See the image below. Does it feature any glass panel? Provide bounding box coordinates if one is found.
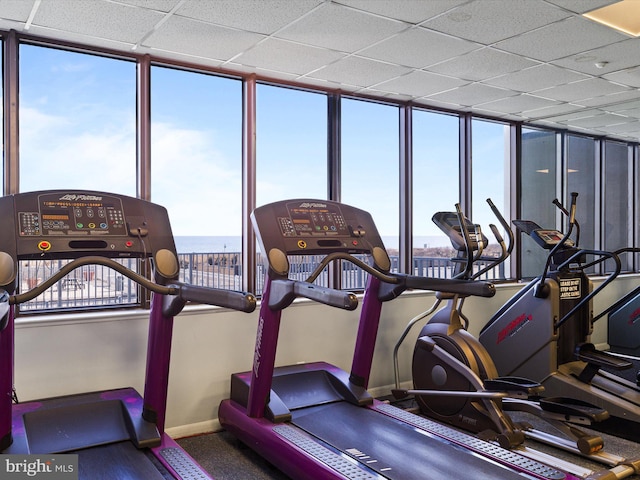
[342,98,399,288]
[472,119,510,280]
[151,66,243,289]
[255,84,328,292]
[412,110,459,279]
[256,84,327,206]
[19,45,136,194]
[520,128,558,279]
[566,134,596,253]
[603,141,631,272]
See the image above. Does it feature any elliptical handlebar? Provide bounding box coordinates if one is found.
[471,198,513,280]
[535,192,579,298]
[454,203,477,279]
[592,248,640,323]
[552,196,581,248]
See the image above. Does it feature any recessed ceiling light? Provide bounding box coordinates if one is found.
[583,0,640,37]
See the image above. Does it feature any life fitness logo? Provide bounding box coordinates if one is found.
[496,312,532,344]
[628,307,640,326]
[2,455,77,479]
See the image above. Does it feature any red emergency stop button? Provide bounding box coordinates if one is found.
[38,240,51,252]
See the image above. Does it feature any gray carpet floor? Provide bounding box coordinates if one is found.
[177,430,289,479]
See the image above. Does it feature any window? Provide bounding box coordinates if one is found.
[412,110,459,278]
[342,99,399,288]
[603,141,631,272]
[520,128,558,278]
[255,84,328,291]
[471,119,510,280]
[151,66,242,289]
[566,134,596,252]
[256,84,327,206]
[18,45,138,312]
[19,45,136,194]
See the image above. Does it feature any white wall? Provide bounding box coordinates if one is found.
[13,274,640,437]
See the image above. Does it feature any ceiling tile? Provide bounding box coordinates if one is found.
[604,66,640,88]
[543,0,619,14]
[413,97,468,112]
[233,38,345,75]
[574,89,640,107]
[477,94,562,115]
[373,70,468,97]
[606,98,640,112]
[495,16,628,62]
[113,0,181,12]
[611,106,640,119]
[541,108,607,123]
[33,0,164,43]
[358,27,481,68]
[600,120,640,133]
[484,64,589,92]
[521,103,586,119]
[426,83,519,107]
[426,47,538,81]
[421,0,571,44]
[0,0,35,22]
[565,112,629,128]
[275,2,407,53]
[26,25,138,50]
[552,38,640,75]
[175,0,322,35]
[334,0,468,24]
[533,77,630,102]
[307,56,411,87]
[144,15,265,61]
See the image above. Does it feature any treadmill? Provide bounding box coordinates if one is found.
[0,190,256,479]
[218,198,580,480]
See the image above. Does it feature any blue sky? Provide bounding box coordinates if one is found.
[16,44,509,242]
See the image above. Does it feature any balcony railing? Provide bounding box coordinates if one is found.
[17,252,505,312]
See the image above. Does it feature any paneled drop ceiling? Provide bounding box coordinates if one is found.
[2,0,640,141]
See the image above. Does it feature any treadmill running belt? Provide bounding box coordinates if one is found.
[72,442,169,480]
[292,402,537,480]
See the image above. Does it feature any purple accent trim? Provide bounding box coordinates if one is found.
[219,399,343,480]
[0,308,15,449]
[143,292,174,433]
[350,275,383,389]
[247,272,282,418]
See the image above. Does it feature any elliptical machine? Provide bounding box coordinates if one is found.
[396,200,531,449]
[393,199,640,477]
[479,193,640,444]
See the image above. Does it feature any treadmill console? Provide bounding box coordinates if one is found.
[251,199,390,272]
[432,211,488,252]
[0,190,177,261]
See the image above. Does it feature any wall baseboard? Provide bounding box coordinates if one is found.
[167,419,222,439]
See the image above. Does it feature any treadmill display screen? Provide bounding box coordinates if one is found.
[19,192,127,237]
[279,202,348,238]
